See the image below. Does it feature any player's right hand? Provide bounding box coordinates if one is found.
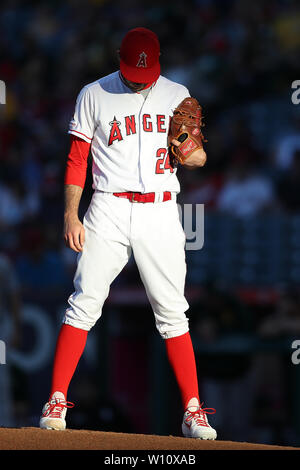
[64,213,85,252]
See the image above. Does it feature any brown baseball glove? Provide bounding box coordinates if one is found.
[168,97,206,166]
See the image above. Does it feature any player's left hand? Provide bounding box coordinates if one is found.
[170,138,207,169]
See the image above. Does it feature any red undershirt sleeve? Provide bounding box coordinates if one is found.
[64,135,91,188]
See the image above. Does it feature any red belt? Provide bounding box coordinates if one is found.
[113,191,172,203]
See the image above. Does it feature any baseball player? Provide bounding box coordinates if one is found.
[39,27,217,440]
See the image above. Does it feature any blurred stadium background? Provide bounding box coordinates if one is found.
[0,0,300,446]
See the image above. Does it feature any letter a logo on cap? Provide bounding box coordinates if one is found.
[136,52,147,68]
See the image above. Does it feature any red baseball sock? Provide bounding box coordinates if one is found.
[50,324,88,399]
[165,331,200,410]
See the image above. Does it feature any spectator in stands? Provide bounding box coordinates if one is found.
[216,157,276,218]
[273,118,300,172]
[251,288,300,444]
[258,288,300,338]
[276,150,300,212]
[189,282,255,441]
[0,180,37,228]
[15,224,70,305]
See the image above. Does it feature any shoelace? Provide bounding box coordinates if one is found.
[185,403,216,428]
[43,399,75,418]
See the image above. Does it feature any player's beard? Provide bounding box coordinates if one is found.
[120,73,148,92]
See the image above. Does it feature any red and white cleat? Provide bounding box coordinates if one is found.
[182,404,217,440]
[39,392,74,430]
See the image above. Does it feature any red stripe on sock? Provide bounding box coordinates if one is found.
[50,324,88,399]
[165,332,200,410]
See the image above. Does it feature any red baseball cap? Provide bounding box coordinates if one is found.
[119,27,160,84]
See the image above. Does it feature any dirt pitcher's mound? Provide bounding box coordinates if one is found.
[0,427,298,450]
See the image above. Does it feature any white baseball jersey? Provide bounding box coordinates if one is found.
[68,71,190,193]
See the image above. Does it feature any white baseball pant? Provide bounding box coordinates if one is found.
[63,191,189,339]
